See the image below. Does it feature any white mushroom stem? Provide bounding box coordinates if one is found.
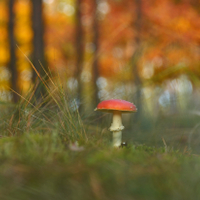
[109,111,124,147]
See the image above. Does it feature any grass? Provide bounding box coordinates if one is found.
[0,133,199,200]
[0,78,200,200]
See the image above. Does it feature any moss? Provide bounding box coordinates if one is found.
[0,133,198,200]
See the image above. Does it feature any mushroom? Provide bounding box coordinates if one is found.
[94,99,137,147]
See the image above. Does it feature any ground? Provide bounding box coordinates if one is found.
[0,132,199,200]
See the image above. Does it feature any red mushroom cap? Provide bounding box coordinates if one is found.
[95,99,137,113]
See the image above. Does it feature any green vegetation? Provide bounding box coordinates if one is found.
[0,133,199,200]
[0,83,200,200]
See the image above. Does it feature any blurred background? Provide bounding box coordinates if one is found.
[0,0,200,151]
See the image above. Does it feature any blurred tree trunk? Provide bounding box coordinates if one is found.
[32,0,46,98]
[132,0,142,119]
[75,0,84,111]
[92,0,100,107]
[191,0,200,12]
[8,0,19,103]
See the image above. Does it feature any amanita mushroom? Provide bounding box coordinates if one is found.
[94,99,137,147]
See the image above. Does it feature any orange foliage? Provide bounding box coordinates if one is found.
[0,0,200,98]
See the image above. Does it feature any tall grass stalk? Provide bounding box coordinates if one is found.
[1,66,87,145]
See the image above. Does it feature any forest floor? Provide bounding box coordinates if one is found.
[0,119,200,200]
[0,85,200,200]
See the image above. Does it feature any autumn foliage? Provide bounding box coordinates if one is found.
[0,0,199,105]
